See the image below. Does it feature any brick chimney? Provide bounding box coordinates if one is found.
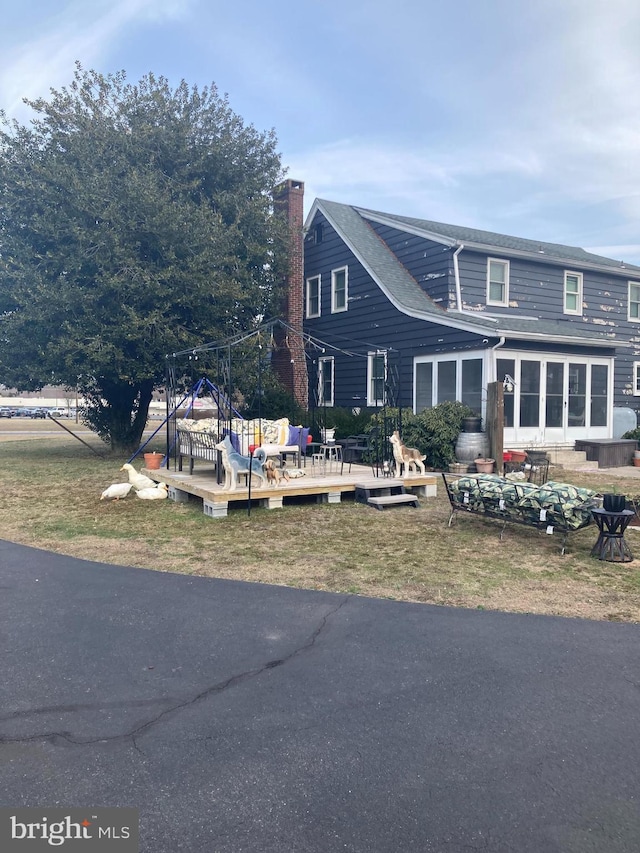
[272,179,308,409]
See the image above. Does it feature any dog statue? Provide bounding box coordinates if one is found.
[214,436,267,491]
[264,458,290,488]
[389,430,426,476]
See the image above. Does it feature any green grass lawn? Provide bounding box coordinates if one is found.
[1,434,639,622]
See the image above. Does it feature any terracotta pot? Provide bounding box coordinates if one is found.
[475,458,495,474]
[144,452,163,470]
[633,457,640,467]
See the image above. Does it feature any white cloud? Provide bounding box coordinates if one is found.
[290,138,542,200]
[0,0,195,119]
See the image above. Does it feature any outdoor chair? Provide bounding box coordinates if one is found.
[339,434,370,473]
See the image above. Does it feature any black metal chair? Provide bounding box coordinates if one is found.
[339,434,370,473]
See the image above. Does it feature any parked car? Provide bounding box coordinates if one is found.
[29,408,48,419]
[49,407,68,418]
[0,407,13,418]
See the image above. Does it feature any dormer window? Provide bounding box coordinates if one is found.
[628,282,640,322]
[487,258,509,306]
[564,271,583,315]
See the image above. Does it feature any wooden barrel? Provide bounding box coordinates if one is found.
[455,430,489,463]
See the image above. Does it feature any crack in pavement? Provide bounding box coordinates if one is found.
[0,596,351,749]
[0,697,181,722]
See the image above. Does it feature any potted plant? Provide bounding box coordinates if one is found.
[143,452,164,470]
[474,457,495,474]
[602,486,626,513]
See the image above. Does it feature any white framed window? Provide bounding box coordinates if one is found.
[331,266,348,313]
[564,271,583,315]
[367,351,387,407]
[628,282,640,322]
[414,351,486,414]
[487,258,509,306]
[318,357,334,407]
[306,275,321,318]
[634,362,640,395]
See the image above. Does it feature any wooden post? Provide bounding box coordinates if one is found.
[486,381,504,474]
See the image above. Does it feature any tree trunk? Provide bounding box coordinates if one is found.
[83,378,156,454]
[109,379,155,453]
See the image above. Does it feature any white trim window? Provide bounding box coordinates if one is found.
[318,357,334,407]
[564,271,583,315]
[628,282,640,322]
[306,275,321,318]
[367,351,387,407]
[487,258,509,306]
[331,266,348,313]
[414,352,485,415]
[634,362,640,395]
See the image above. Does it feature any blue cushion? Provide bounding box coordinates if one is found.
[288,425,302,446]
[222,429,240,452]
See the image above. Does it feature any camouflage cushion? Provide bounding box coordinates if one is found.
[448,476,597,530]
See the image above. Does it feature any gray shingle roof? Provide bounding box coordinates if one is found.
[355,206,640,273]
[314,199,621,348]
[447,311,618,344]
[317,199,448,320]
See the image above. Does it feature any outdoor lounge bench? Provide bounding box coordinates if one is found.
[442,472,599,554]
[177,427,218,475]
[175,417,308,474]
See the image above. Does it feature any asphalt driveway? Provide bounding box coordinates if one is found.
[1,540,639,852]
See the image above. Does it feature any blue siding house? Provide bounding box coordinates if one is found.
[302,198,640,447]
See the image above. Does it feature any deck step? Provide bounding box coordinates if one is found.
[367,494,420,510]
[547,449,588,465]
[355,479,407,504]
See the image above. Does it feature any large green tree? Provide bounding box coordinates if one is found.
[0,65,287,451]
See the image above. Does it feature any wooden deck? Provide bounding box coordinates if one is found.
[144,461,438,518]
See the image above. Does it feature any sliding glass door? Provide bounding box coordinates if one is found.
[497,354,611,443]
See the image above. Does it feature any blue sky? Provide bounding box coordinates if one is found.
[3,0,640,262]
